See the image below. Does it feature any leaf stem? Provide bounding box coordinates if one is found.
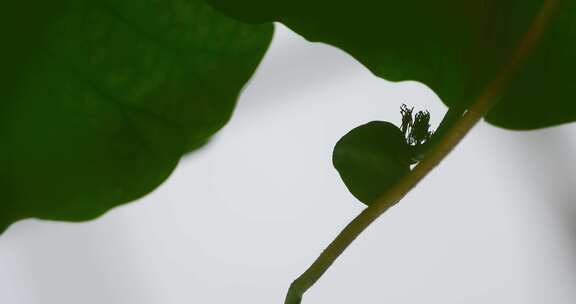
[284,0,560,303]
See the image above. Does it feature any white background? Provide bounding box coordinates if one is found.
[1,24,576,304]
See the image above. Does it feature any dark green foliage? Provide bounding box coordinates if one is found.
[2,0,573,233]
[0,0,273,232]
[207,0,576,130]
[333,122,411,205]
[400,104,433,147]
[485,0,576,129]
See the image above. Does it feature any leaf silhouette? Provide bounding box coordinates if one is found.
[333,121,411,205]
[0,0,273,232]
[207,0,576,130]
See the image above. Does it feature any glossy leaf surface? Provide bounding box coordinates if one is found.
[0,0,273,232]
[207,0,576,130]
[333,122,411,205]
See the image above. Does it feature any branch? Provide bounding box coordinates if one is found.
[284,0,560,303]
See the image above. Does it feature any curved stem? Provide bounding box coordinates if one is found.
[284,1,560,303]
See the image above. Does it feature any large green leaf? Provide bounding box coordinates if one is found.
[333,122,411,205]
[207,0,576,130]
[0,0,272,232]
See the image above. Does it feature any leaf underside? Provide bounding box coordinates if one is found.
[207,0,576,130]
[0,0,273,232]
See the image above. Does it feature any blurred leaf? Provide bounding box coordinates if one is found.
[333,122,411,205]
[0,0,273,232]
[207,0,576,130]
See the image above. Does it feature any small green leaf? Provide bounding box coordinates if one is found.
[207,0,576,130]
[333,121,411,205]
[0,0,273,232]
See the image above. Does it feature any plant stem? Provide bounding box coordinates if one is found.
[284,1,560,303]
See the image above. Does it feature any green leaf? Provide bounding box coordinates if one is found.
[0,0,273,232]
[207,0,576,130]
[333,122,411,205]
